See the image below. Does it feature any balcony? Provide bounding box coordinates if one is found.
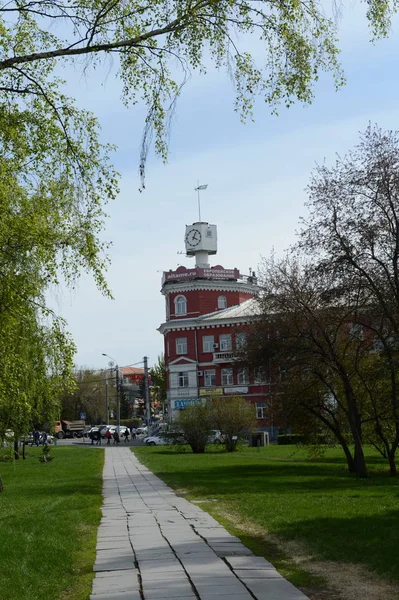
[213,351,236,363]
[167,387,199,399]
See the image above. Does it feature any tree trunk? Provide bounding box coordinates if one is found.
[13,441,19,460]
[354,440,368,478]
[388,451,397,477]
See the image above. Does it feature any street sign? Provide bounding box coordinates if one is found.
[80,412,86,420]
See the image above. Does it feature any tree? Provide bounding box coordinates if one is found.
[58,368,111,424]
[150,355,167,417]
[209,395,256,452]
[175,403,213,453]
[242,256,371,477]
[297,125,399,476]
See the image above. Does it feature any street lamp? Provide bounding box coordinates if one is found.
[102,353,120,431]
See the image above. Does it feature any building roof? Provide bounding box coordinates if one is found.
[198,297,261,322]
[120,366,145,376]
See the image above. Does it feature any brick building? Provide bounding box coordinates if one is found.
[158,221,274,436]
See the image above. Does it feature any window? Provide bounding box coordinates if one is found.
[175,295,187,315]
[203,335,214,353]
[220,334,232,351]
[349,322,364,340]
[236,332,246,349]
[176,337,187,354]
[218,295,227,309]
[204,370,216,386]
[221,368,233,386]
[178,372,189,387]
[237,368,249,385]
[255,403,266,419]
[254,367,267,384]
[206,228,212,237]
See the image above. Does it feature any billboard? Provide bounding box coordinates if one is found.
[164,267,240,283]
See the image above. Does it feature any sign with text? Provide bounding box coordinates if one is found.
[223,386,249,395]
[164,267,240,283]
[199,387,223,396]
[173,398,203,409]
[80,412,86,420]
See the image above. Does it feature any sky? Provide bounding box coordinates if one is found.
[50,2,399,371]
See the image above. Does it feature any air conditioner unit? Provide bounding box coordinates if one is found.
[213,343,219,349]
[197,371,203,377]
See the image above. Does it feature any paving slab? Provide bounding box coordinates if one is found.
[91,448,310,600]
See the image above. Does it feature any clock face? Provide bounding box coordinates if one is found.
[185,228,202,247]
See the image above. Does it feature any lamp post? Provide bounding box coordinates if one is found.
[102,353,120,432]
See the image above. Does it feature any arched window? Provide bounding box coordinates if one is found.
[218,295,227,309]
[175,295,187,316]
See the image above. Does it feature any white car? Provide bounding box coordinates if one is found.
[145,435,168,446]
[107,426,130,438]
[136,426,148,435]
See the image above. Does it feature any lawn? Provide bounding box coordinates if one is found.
[0,445,104,600]
[133,444,399,598]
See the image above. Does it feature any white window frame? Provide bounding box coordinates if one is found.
[220,334,232,351]
[176,337,187,355]
[218,295,227,309]
[204,370,216,387]
[236,332,246,349]
[178,372,189,387]
[237,368,249,385]
[174,295,187,316]
[203,335,214,353]
[221,368,233,386]
[254,367,267,384]
[255,403,266,419]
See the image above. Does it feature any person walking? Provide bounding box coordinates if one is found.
[123,428,129,443]
[113,430,120,445]
[105,428,112,445]
[93,430,101,445]
[33,430,40,446]
[131,427,136,440]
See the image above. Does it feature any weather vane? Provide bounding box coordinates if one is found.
[194,182,208,221]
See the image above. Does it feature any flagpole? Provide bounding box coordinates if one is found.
[197,180,201,221]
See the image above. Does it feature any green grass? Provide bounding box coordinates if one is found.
[133,444,399,593]
[0,446,104,600]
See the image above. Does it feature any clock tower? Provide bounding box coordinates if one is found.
[185,222,217,268]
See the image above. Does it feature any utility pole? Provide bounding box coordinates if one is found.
[105,370,109,423]
[144,356,151,431]
[115,364,121,432]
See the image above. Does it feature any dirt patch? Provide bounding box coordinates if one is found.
[209,507,399,600]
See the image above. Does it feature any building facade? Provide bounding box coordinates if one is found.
[158,221,274,435]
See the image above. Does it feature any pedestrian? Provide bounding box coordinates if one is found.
[93,430,101,445]
[123,428,129,443]
[89,430,94,445]
[131,427,136,440]
[40,431,47,445]
[105,428,112,445]
[113,430,120,445]
[33,430,40,446]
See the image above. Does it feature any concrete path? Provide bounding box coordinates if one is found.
[91,448,310,600]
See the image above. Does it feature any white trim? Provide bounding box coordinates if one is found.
[168,356,197,366]
[162,280,259,296]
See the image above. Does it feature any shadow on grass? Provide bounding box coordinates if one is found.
[276,509,399,582]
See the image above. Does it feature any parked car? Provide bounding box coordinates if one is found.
[107,425,130,438]
[136,426,148,435]
[99,425,111,437]
[145,435,168,446]
[81,426,93,437]
[208,430,225,444]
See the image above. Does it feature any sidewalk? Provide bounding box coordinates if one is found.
[91,448,310,600]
